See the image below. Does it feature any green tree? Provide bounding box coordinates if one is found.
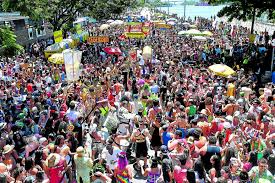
[2,0,134,31]
[0,26,24,57]
[209,0,275,34]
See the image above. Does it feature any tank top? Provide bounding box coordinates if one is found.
[188,105,196,116]
[147,170,161,183]
[116,168,130,183]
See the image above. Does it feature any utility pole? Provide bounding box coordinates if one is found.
[167,0,170,15]
[184,0,186,21]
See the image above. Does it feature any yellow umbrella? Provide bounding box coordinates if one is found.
[99,24,110,31]
[48,53,64,64]
[202,30,213,36]
[208,64,236,77]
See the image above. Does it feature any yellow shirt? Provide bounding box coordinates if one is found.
[227,83,235,97]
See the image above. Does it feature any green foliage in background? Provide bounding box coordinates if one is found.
[0,26,24,57]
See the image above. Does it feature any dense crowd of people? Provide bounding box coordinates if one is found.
[0,10,274,183]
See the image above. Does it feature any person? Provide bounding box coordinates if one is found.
[131,118,151,169]
[249,158,273,183]
[160,145,173,183]
[44,153,68,183]
[114,152,132,183]
[74,146,93,183]
[173,153,188,183]
[101,138,121,178]
[200,136,221,172]
[141,158,162,183]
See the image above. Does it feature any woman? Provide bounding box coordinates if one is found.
[25,157,39,179]
[142,158,162,183]
[194,159,206,183]
[114,152,132,183]
[44,153,68,183]
[222,147,236,166]
[209,155,221,178]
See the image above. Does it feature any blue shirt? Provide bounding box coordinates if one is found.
[272,71,275,84]
[162,131,173,146]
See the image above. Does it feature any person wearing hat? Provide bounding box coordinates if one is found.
[44,153,68,183]
[2,144,17,172]
[74,146,93,183]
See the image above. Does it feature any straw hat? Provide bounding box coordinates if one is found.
[76,146,85,155]
[2,144,14,155]
[45,153,61,168]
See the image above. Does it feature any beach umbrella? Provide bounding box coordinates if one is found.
[99,24,110,31]
[182,22,190,26]
[103,47,122,55]
[178,31,186,35]
[48,53,64,64]
[192,36,207,41]
[107,19,114,23]
[183,29,203,36]
[115,20,124,25]
[202,30,213,36]
[167,21,176,26]
[208,64,236,77]
[166,18,177,22]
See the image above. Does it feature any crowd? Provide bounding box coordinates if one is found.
[0,10,274,183]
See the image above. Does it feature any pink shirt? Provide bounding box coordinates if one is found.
[173,165,187,183]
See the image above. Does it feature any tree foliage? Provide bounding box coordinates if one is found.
[2,0,135,31]
[0,26,24,57]
[208,0,275,21]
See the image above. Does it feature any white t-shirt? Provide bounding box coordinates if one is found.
[101,146,121,170]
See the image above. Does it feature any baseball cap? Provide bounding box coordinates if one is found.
[160,145,168,154]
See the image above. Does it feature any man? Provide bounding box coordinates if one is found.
[200,136,222,172]
[131,118,151,169]
[101,139,121,178]
[249,158,273,183]
[160,145,173,183]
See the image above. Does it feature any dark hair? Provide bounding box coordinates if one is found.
[25,157,34,171]
[211,155,221,177]
[239,171,249,182]
[194,159,206,180]
[13,167,24,181]
[224,147,236,166]
[186,169,196,183]
[0,174,7,183]
[178,153,188,166]
[262,149,272,160]
[267,154,275,175]
[55,135,65,146]
[34,150,43,167]
[36,171,45,182]
[209,136,217,145]
[249,151,258,167]
[151,158,158,168]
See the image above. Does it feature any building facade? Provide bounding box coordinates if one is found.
[0,12,53,46]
